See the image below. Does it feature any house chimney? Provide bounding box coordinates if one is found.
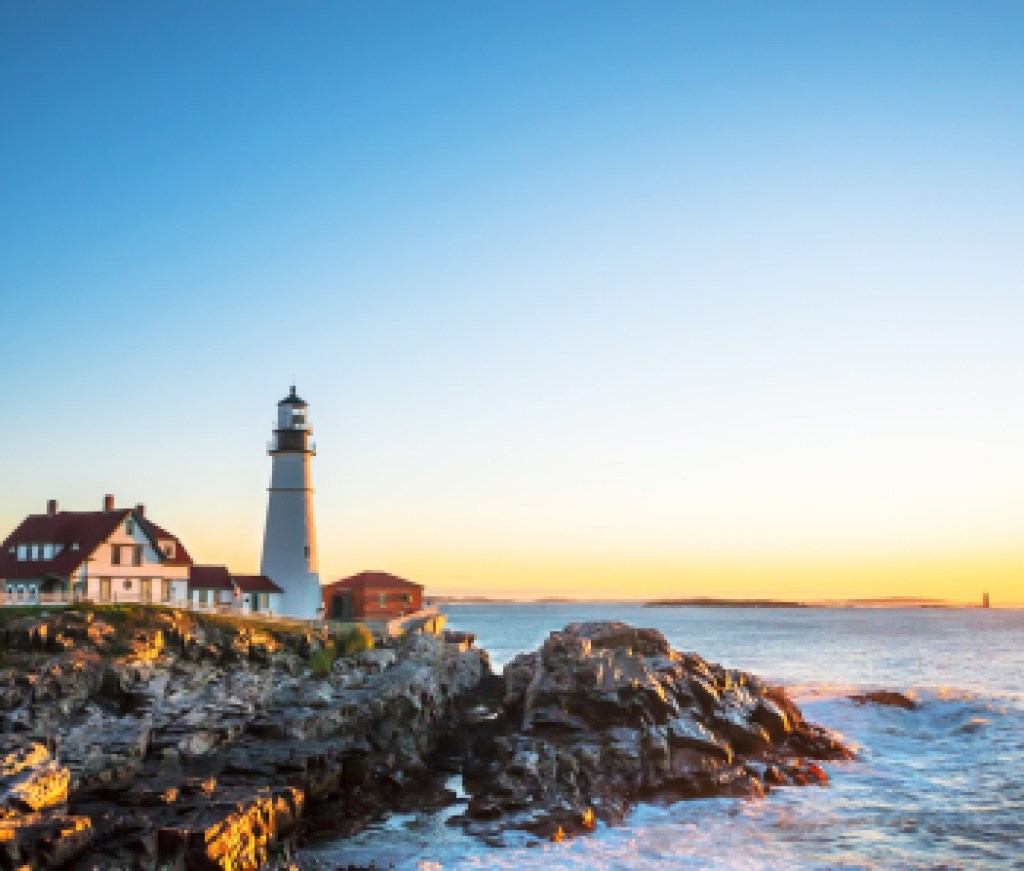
[46,499,58,516]
[135,503,145,517]
[103,494,115,513]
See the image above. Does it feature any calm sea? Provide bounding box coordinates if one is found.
[307,603,1024,869]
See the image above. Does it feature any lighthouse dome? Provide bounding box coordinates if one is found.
[278,385,308,408]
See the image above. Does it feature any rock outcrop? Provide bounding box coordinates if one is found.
[0,606,489,870]
[458,621,854,843]
[849,689,918,710]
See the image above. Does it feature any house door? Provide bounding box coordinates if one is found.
[331,592,353,620]
[99,578,111,603]
[140,578,152,603]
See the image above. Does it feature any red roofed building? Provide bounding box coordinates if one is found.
[187,566,284,615]
[0,496,192,605]
[321,571,423,621]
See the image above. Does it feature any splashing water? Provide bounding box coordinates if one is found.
[305,604,1024,869]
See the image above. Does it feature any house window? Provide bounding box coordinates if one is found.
[198,589,208,606]
[403,593,411,605]
[162,579,173,602]
[132,545,143,566]
[123,579,132,591]
[111,545,121,565]
[125,518,134,535]
[378,592,387,608]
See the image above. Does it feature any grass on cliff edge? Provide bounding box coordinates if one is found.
[0,602,374,648]
[309,624,375,676]
[64,603,297,637]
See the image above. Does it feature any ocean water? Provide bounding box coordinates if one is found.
[307,603,1024,869]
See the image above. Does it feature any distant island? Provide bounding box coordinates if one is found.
[644,596,981,609]
[644,598,808,609]
[428,595,996,609]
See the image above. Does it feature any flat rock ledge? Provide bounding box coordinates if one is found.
[0,608,489,870]
[454,621,854,844]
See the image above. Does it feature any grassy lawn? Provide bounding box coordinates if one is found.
[0,602,373,647]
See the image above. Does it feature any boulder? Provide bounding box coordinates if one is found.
[459,621,854,840]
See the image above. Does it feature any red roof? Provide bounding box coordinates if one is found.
[0,509,130,580]
[232,575,282,594]
[325,571,422,591]
[0,506,193,582]
[188,565,234,591]
[138,518,193,567]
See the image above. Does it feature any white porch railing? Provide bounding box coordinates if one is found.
[0,592,71,607]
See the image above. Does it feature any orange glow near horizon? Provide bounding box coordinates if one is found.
[177,521,1024,606]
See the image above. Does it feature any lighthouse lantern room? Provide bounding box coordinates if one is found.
[260,386,322,618]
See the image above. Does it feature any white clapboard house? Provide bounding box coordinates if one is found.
[0,495,192,604]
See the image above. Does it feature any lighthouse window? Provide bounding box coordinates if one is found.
[304,545,310,558]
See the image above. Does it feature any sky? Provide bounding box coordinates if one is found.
[1,2,1022,603]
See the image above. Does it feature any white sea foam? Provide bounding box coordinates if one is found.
[306,604,1024,869]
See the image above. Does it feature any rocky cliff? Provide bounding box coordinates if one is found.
[456,621,854,843]
[0,607,488,870]
[0,612,855,867]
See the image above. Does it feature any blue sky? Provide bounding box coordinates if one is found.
[1,2,1022,599]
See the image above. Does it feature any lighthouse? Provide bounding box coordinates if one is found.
[260,386,322,619]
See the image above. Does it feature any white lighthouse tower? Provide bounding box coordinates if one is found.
[260,386,322,618]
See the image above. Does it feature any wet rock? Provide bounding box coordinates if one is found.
[849,689,918,710]
[460,621,854,840]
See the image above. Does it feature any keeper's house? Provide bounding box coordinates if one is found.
[0,496,192,604]
[321,571,422,621]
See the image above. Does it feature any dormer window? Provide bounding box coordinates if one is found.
[30,544,40,560]
[42,544,54,559]
[71,542,80,551]
[162,542,175,558]
[16,545,27,561]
